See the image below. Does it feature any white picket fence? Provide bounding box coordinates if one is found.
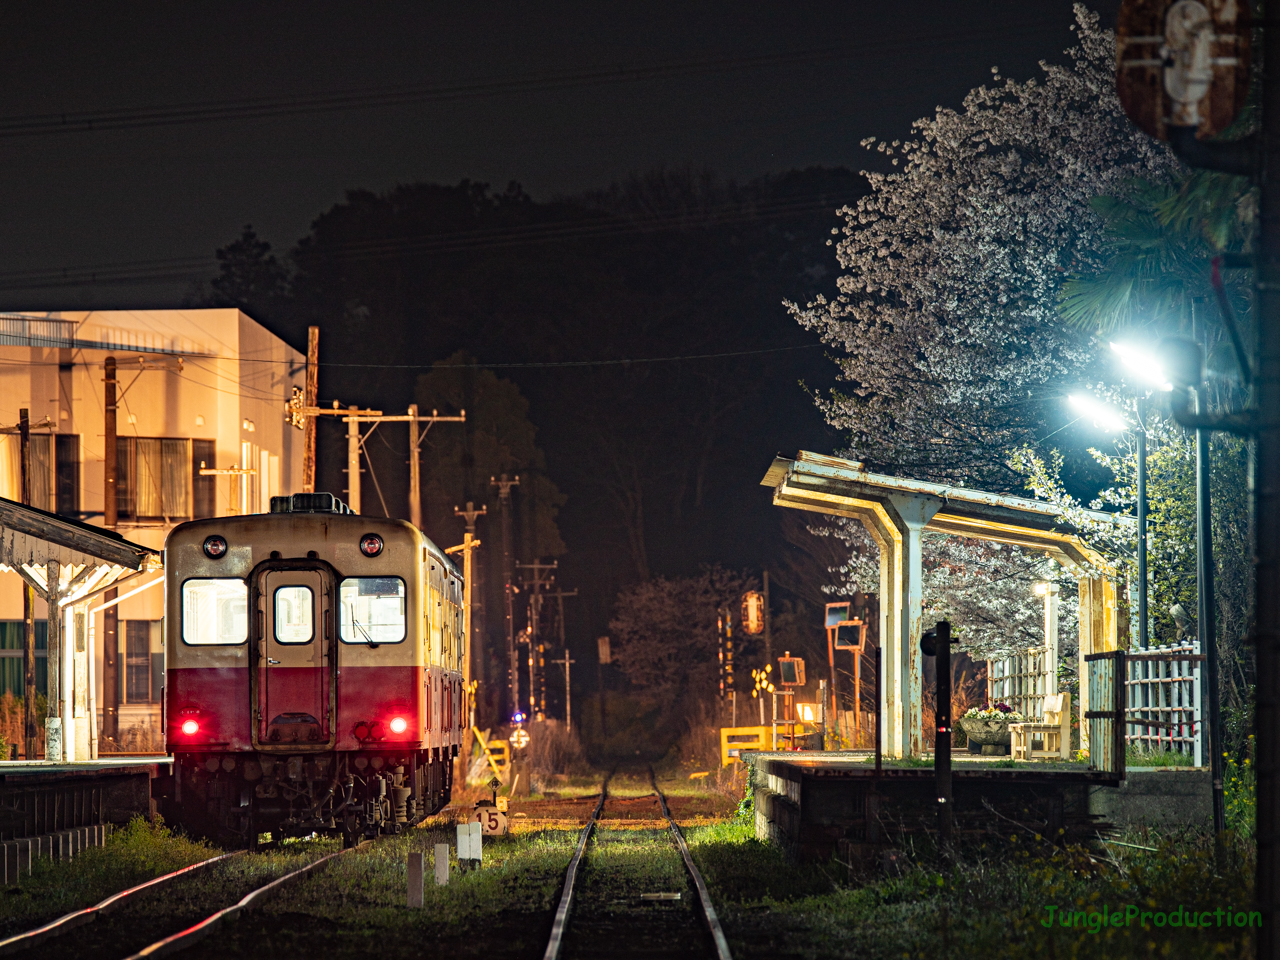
[986,647,1052,720]
[1124,642,1202,765]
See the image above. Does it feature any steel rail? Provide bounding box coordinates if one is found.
[0,851,244,956]
[654,782,734,960]
[541,781,610,960]
[121,840,371,960]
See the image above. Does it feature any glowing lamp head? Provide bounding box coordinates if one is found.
[389,716,408,734]
[359,533,384,557]
[1067,394,1129,433]
[180,719,199,736]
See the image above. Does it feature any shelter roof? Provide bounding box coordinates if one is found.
[0,497,161,604]
[762,451,1128,571]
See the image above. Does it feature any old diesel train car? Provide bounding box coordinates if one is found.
[160,492,466,845]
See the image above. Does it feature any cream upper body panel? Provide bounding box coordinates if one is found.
[165,512,459,669]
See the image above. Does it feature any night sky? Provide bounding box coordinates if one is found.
[0,3,1123,706]
[0,1,1117,305]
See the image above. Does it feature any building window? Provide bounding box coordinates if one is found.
[0,434,80,516]
[117,437,192,521]
[55,435,79,516]
[124,620,162,703]
[193,440,216,519]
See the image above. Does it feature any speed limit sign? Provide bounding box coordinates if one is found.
[473,807,509,835]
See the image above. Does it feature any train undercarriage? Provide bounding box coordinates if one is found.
[160,746,457,847]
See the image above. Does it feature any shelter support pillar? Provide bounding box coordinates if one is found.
[1076,576,1118,753]
[856,493,940,759]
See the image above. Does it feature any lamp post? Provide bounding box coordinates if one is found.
[1067,393,1145,648]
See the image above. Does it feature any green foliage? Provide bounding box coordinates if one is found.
[1058,172,1255,342]
[1226,745,1256,838]
[0,817,217,929]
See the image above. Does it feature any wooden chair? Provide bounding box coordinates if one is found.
[1010,693,1071,761]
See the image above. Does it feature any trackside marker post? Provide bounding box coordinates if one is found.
[407,852,424,907]
[434,843,449,886]
[456,824,471,860]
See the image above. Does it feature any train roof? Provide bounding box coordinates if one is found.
[166,492,462,580]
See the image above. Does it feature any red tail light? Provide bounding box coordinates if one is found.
[389,716,408,734]
[180,719,199,736]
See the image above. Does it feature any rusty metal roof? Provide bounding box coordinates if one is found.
[762,451,1128,570]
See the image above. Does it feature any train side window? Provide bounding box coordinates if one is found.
[181,579,248,645]
[338,577,406,645]
[274,586,313,643]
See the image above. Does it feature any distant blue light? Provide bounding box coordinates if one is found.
[512,712,526,723]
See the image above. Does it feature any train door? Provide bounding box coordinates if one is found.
[254,567,335,747]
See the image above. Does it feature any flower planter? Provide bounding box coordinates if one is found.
[960,717,1013,755]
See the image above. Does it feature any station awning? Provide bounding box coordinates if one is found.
[0,496,160,606]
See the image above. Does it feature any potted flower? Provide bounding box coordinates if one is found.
[959,703,1025,754]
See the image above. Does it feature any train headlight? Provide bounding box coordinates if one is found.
[180,719,200,736]
[359,533,383,557]
[203,535,228,559]
[389,716,408,734]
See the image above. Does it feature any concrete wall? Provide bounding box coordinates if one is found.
[1087,767,1212,829]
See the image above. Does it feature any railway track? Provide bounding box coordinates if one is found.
[0,838,371,960]
[543,771,733,960]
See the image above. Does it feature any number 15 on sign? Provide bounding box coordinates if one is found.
[473,807,508,835]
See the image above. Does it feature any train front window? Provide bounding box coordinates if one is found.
[182,579,248,645]
[339,577,406,646]
[274,586,313,643]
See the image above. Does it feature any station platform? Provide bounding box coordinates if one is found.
[743,750,1120,863]
[0,755,171,843]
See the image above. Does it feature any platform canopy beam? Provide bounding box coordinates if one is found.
[761,451,1127,759]
[0,497,160,762]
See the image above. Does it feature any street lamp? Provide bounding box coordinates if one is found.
[1067,391,1149,650]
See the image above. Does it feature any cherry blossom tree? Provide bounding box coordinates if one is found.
[788,5,1176,490]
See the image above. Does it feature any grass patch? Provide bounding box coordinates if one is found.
[0,817,218,935]
[183,818,583,960]
[688,818,1255,959]
[1126,745,1197,767]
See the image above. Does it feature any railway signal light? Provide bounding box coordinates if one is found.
[180,719,199,736]
[389,716,408,734]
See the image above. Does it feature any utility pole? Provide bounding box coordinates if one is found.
[291,398,466,518]
[491,474,520,720]
[101,359,119,749]
[518,559,559,721]
[408,405,421,529]
[446,502,486,692]
[302,326,319,493]
[19,409,37,760]
[552,650,575,730]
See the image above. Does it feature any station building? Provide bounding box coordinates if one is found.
[0,309,304,751]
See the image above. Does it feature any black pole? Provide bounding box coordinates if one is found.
[928,621,953,848]
[874,644,882,777]
[1196,385,1225,836]
[1137,401,1149,650]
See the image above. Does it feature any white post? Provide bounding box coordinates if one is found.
[407,852,424,907]
[434,842,449,885]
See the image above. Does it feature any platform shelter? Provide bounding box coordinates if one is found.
[0,497,160,761]
[761,451,1129,759]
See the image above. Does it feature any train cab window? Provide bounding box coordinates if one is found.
[181,579,248,645]
[274,586,313,643]
[339,577,406,645]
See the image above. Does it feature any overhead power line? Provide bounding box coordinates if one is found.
[0,193,853,291]
[0,23,1056,139]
